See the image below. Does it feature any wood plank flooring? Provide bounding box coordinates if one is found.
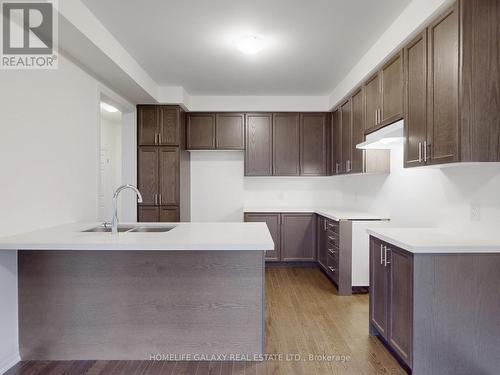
[5,267,405,375]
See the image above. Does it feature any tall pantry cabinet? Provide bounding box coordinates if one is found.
[137,105,189,222]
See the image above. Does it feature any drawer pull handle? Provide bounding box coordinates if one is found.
[328,236,336,241]
[328,266,336,272]
[328,248,335,254]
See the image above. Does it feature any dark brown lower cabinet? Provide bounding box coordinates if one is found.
[370,235,500,374]
[316,215,353,296]
[280,213,315,261]
[138,206,180,222]
[369,236,412,367]
[243,213,281,261]
[244,212,315,262]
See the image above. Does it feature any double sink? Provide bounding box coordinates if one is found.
[82,224,175,233]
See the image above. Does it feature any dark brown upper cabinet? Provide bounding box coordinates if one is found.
[404,31,428,168]
[273,113,300,176]
[331,109,343,175]
[300,113,328,176]
[381,52,404,125]
[341,100,353,174]
[364,53,403,134]
[215,113,244,149]
[460,0,500,162]
[138,105,182,146]
[427,3,459,165]
[245,113,273,176]
[351,88,365,173]
[364,73,381,132]
[186,113,216,149]
[158,106,181,146]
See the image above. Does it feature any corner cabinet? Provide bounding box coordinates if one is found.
[244,212,315,262]
[137,105,186,222]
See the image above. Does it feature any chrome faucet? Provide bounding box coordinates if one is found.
[111,185,143,234]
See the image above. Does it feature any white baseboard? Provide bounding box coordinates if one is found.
[0,352,20,375]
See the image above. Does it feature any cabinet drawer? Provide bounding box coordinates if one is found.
[326,220,339,233]
[326,232,339,248]
[327,253,338,282]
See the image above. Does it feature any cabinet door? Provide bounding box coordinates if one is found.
[341,100,352,173]
[160,206,180,222]
[369,236,389,339]
[460,0,500,162]
[300,113,327,176]
[187,113,216,149]
[331,109,343,175]
[351,89,365,173]
[404,32,428,168]
[427,3,459,165]
[273,113,300,176]
[364,73,381,132]
[244,213,281,261]
[158,106,180,146]
[388,246,413,367]
[245,113,273,176]
[159,147,179,206]
[216,113,244,150]
[281,213,315,261]
[137,147,158,205]
[381,52,404,125]
[138,206,159,222]
[138,106,158,146]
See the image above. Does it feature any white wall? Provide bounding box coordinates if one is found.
[190,151,245,222]
[338,144,500,229]
[0,54,108,373]
[189,152,343,222]
[189,145,500,229]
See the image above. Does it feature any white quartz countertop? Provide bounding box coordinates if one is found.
[244,207,389,221]
[367,227,500,254]
[0,222,274,251]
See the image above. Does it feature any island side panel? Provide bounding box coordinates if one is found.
[18,250,265,360]
[412,253,500,375]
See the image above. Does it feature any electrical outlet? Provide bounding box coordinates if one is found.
[470,204,481,222]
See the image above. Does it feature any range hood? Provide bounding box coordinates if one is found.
[357,120,404,150]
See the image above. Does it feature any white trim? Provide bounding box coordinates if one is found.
[0,352,20,375]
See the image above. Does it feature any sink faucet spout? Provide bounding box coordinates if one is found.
[111,185,143,234]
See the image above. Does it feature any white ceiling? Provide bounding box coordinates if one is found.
[81,0,411,96]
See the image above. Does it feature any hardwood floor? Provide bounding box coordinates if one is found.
[6,267,405,375]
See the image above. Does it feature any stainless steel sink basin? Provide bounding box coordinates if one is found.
[81,224,175,233]
[128,226,175,233]
[82,225,137,233]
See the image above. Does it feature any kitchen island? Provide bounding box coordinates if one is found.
[367,227,500,375]
[0,222,273,361]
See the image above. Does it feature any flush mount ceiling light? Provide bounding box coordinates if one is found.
[236,35,264,55]
[100,102,118,113]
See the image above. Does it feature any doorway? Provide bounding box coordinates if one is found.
[98,100,123,222]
